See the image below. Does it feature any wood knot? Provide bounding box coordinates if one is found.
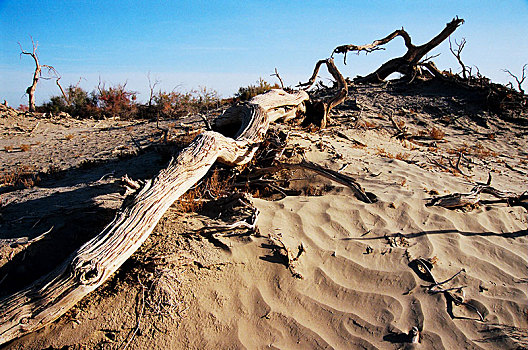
[76,260,101,285]
[19,317,29,325]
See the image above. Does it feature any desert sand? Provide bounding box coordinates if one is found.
[0,81,527,349]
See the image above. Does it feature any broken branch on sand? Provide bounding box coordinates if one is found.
[426,174,528,210]
[412,258,485,322]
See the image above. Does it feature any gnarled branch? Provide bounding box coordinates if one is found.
[332,17,464,83]
[297,58,348,128]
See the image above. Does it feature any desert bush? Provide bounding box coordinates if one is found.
[0,165,40,189]
[235,78,280,101]
[96,83,138,119]
[152,86,220,119]
[39,82,220,120]
[428,126,445,140]
[40,85,98,118]
[18,104,29,112]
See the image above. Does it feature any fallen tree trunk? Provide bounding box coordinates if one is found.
[0,89,309,344]
[332,17,464,83]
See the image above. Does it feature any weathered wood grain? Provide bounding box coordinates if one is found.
[0,89,308,344]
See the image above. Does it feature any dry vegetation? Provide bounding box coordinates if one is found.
[0,165,40,189]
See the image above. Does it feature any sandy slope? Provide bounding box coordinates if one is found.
[1,86,527,349]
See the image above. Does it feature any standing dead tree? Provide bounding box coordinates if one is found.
[19,37,64,112]
[449,37,468,80]
[332,17,465,83]
[503,64,527,95]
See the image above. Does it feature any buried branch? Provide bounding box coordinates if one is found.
[426,173,528,210]
[411,258,485,322]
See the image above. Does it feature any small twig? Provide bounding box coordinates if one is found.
[429,268,465,289]
[338,164,349,173]
[271,68,285,89]
[429,286,466,294]
[120,277,146,350]
[200,114,212,131]
[96,171,116,183]
[29,121,40,135]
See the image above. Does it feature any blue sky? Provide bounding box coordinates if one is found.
[1,1,527,106]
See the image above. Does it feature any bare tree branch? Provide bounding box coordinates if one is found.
[271,68,284,89]
[147,72,160,107]
[18,36,63,111]
[298,58,348,128]
[332,27,413,64]
[449,37,468,79]
[503,64,527,95]
[332,17,464,83]
[18,36,41,112]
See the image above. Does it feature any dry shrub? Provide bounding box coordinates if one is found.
[97,83,138,119]
[360,120,377,129]
[447,142,497,159]
[376,147,394,159]
[176,168,230,212]
[235,78,280,101]
[486,133,496,140]
[429,126,445,140]
[153,87,219,119]
[395,153,410,161]
[65,134,74,140]
[402,141,417,150]
[0,166,40,188]
[20,144,31,152]
[427,146,438,153]
[4,145,13,152]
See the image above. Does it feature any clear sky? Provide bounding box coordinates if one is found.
[1,1,527,106]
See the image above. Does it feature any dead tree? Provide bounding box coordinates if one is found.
[19,37,62,112]
[503,64,527,95]
[0,75,354,343]
[449,37,468,80]
[332,17,464,83]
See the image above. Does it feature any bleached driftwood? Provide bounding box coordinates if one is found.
[426,174,528,210]
[0,89,308,344]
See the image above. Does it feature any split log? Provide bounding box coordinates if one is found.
[332,17,464,83]
[0,89,309,345]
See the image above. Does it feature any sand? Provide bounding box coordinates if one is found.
[0,83,527,349]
